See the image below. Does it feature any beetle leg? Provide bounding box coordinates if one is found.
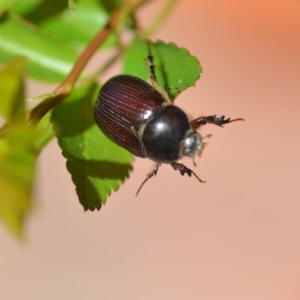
[136,163,161,196]
[191,115,244,130]
[171,162,206,184]
[146,41,157,84]
[146,42,174,104]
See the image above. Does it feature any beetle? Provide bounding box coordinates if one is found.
[94,42,244,195]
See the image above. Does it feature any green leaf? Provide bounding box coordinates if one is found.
[11,0,67,20]
[12,0,120,50]
[0,0,16,14]
[0,57,26,123]
[9,0,42,15]
[33,112,55,151]
[0,125,39,237]
[51,83,133,211]
[124,39,202,99]
[0,13,78,82]
[39,0,119,49]
[0,59,50,237]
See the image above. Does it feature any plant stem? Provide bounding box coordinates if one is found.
[27,0,150,126]
[89,0,179,83]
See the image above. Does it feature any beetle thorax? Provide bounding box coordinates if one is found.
[141,105,201,163]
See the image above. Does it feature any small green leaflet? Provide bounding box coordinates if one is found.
[0,13,78,82]
[51,83,133,211]
[0,126,39,237]
[0,57,26,123]
[0,59,42,237]
[124,39,202,99]
[11,0,120,50]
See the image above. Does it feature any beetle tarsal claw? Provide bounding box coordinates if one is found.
[171,162,206,184]
[191,115,244,130]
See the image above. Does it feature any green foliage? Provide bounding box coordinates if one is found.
[12,0,119,49]
[0,126,39,236]
[124,39,202,99]
[33,112,55,151]
[51,84,133,210]
[0,0,122,82]
[0,59,45,236]
[0,0,15,13]
[0,14,78,82]
[0,0,202,236]
[0,58,26,122]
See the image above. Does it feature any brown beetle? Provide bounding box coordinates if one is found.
[94,43,244,195]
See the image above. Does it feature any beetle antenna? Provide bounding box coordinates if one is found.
[136,163,161,196]
[192,156,197,167]
[146,40,157,84]
[171,162,206,184]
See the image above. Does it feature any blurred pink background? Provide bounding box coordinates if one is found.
[1,0,300,299]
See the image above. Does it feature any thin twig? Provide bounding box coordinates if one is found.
[89,0,179,83]
[27,0,150,126]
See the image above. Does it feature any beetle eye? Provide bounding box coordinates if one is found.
[182,132,202,157]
